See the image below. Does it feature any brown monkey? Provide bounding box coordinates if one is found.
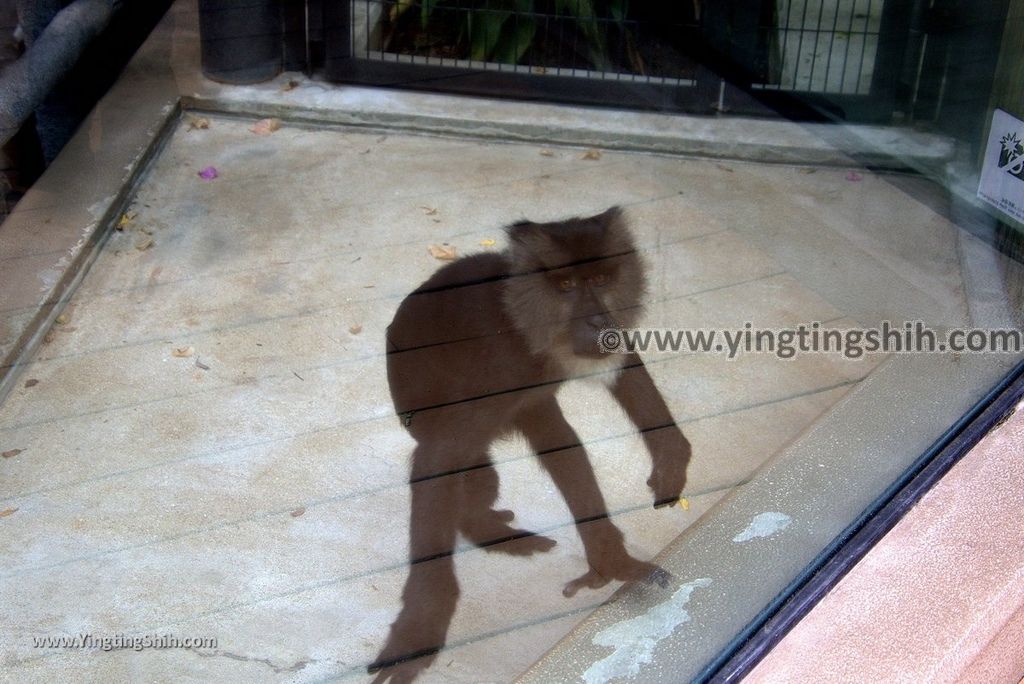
[370,207,691,682]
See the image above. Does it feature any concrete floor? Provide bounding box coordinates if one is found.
[0,113,922,682]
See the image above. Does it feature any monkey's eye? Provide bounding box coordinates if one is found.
[590,274,609,287]
[558,278,577,292]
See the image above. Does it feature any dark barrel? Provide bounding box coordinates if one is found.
[198,0,282,84]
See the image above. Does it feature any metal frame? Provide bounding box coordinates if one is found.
[320,0,917,121]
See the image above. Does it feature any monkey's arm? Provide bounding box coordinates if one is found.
[518,395,668,595]
[610,354,690,507]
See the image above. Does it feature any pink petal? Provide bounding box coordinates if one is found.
[198,166,219,180]
[845,170,863,182]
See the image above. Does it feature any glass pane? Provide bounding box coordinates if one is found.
[0,1,1020,682]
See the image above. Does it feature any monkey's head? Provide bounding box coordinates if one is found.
[502,206,647,368]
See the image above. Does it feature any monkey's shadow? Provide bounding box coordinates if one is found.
[368,208,691,683]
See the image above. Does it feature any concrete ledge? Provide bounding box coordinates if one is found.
[0,15,183,401]
[186,81,956,170]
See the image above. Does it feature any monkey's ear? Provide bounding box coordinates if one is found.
[506,220,562,272]
[506,219,534,238]
[506,220,548,249]
[595,205,625,230]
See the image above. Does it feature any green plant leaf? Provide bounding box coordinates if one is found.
[608,0,628,23]
[555,0,609,69]
[420,0,439,29]
[492,15,537,64]
[469,7,512,61]
[389,0,417,24]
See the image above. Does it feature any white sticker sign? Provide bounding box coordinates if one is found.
[978,108,1024,225]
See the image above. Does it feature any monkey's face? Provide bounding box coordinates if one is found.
[544,259,636,356]
[503,207,647,364]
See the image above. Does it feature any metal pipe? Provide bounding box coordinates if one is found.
[0,0,116,147]
[17,0,66,46]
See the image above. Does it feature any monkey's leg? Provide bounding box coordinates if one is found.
[369,445,461,683]
[517,397,669,598]
[610,355,691,507]
[459,462,557,555]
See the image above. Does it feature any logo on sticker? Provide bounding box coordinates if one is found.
[999,132,1024,181]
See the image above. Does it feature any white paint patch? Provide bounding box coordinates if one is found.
[733,512,792,543]
[582,577,712,684]
[87,195,116,221]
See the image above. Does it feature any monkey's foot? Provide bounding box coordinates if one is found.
[472,528,556,556]
[492,532,557,555]
[563,559,670,598]
[462,509,557,555]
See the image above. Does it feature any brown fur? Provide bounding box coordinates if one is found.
[371,207,691,683]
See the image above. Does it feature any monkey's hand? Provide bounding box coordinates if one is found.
[368,640,436,684]
[646,428,691,508]
[647,436,688,509]
[564,557,671,597]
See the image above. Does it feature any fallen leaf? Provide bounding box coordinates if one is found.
[846,170,863,182]
[349,324,363,335]
[198,166,218,180]
[677,497,690,511]
[137,225,153,236]
[172,346,195,358]
[290,507,305,517]
[479,238,496,247]
[186,115,210,130]
[195,358,210,371]
[280,80,300,92]
[0,508,17,518]
[2,448,22,458]
[581,149,602,160]
[251,117,282,135]
[135,237,154,251]
[116,211,137,230]
[539,149,554,157]
[419,206,438,215]
[43,332,55,344]
[55,313,69,325]
[24,379,39,388]
[428,244,457,260]
[800,168,817,174]
[717,164,734,173]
